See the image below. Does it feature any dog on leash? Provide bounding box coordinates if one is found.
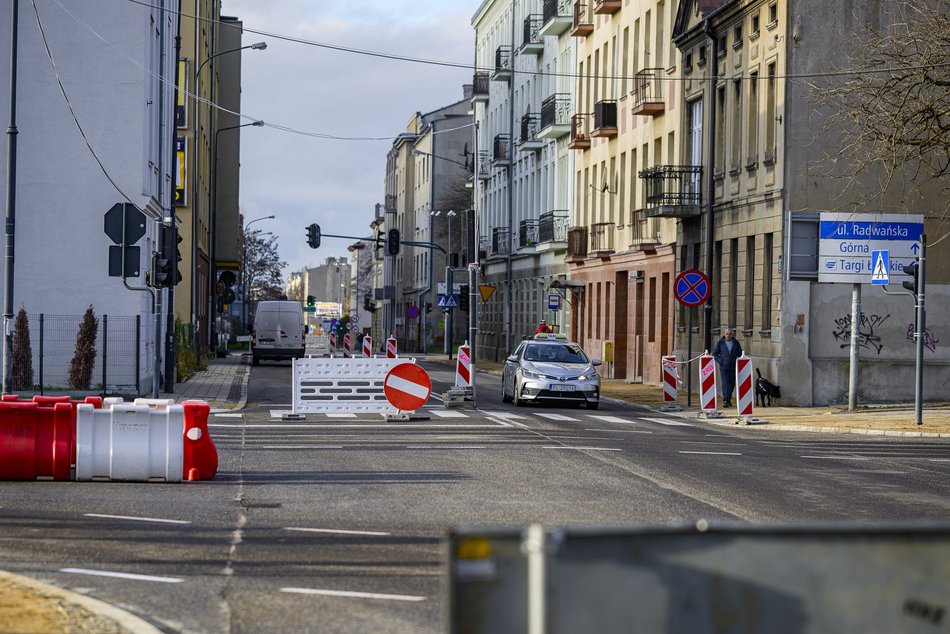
[755,368,781,407]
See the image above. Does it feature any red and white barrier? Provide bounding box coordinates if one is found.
[699,354,717,412]
[362,335,373,358]
[329,332,337,349]
[456,342,472,387]
[386,336,397,358]
[736,355,754,417]
[182,400,218,481]
[0,401,74,481]
[661,356,677,403]
[343,333,351,358]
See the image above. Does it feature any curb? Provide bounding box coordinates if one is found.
[0,570,163,634]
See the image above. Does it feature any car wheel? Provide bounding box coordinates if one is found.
[586,401,599,410]
[501,373,513,403]
[512,379,523,407]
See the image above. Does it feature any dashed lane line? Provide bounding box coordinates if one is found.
[284,527,390,536]
[84,513,190,525]
[678,451,743,456]
[60,568,183,584]
[281,587,425,602]
[640,417,693,427]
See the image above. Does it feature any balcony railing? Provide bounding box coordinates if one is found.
[540,0,573,37]
[638,165,703,218]
[630,68,665,116]
[571,2,593,37]
[492,227,511,256]
[539,210,569,243]
[492,46,513,82]
[592,100,617,137]
[472,71,490,103]
[594,0,622,14]
[590,222,615,254]
[539,94,571,139]
[477,151,492,180]
[567,226,588,260]
[520,15,544,55]
[384,194,397,212]
[629,209,661,250]
[493,134,511,166]
[519,219,540,248]
[569,113,591,150]
[519,113,544,152]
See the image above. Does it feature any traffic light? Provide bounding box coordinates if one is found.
[363,296,376,313]
[149,251,171,288]
[902,259,919,294]
[307,295,315,307]
[162,224,183,287]
[386,228,400,256]
[307,223,321,249]
[459,284,470,312]
[425,302,432,314]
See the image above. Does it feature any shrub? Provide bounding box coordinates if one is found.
[69,306,98,389]
[11,307,33,391]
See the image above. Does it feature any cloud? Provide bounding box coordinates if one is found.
[221,0,473,280]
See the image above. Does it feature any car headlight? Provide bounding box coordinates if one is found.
[576,369,599,381]
[522,369,545,379]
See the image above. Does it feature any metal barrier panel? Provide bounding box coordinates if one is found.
[305,333,329,357]
[292,357,411,414]
[449,524,950,633]
[75,403,184,482]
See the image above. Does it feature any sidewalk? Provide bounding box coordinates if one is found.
[160,351,249,411]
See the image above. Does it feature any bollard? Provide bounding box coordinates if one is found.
[699,354,717,412]
[386,336,397,359]
[662,356,677,403]
[736,355,754,417]
[182,400,217,481]
[362,335,373,358]
[456,342,472,387]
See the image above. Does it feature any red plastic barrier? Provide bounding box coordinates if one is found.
[0,402,73,480]
[0,395,103,466]
[181,400,218,481]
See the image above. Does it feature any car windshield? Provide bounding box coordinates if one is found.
[523,344,589,364]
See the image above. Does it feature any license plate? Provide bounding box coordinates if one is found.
[550,384,576,392]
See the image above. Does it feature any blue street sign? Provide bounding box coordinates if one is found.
[548,293,562,311]
[438,294,458,309]
[870,250,889,285]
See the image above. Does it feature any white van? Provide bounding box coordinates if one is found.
[251,301,305,365]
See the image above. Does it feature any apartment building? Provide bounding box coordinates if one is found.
[473,0,575,362]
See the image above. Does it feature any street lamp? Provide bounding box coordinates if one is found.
[241,215,275,335]
[194,42,267,83]
[411,147,468,170]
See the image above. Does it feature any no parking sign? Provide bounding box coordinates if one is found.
[674,269,710,307]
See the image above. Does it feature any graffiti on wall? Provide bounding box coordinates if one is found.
[832,312,890,354]
[906,324,940,353]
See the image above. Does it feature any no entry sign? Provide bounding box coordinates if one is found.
[674,269,711,307]
[383,363,431,411]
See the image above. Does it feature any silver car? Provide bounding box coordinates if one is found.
[501,335,602,408]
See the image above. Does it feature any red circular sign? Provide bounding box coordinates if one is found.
[383,363,432,411]
[674,269,711,307]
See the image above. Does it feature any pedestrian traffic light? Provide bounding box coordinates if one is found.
[903,259,919,294]
[386,228,400,256]
[425,302,432,314]
[459,284,470,312]
[307,295,315,307]
[162,224,183,287]
[149,251,171,288]
[307,223,321,249]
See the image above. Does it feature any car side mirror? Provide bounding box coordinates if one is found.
[507,355,518,363]
[591,359,602,366]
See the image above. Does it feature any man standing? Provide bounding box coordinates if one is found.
[711,328,743,407]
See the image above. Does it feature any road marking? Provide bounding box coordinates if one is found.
[329,413,357,419]
[679,441,747,446]
[641,417,693,426]
[209,423,505,429]
[678,451,743,456]
[588,415,637,424]
[479,410,528,419]
[428,410,470,418]
[405,445,486,450]
[60,568,183,584]
[542,446,621,452]
[214,413,243,418]
[284,527,390,536]
[84,513,190,525]
[585,428,653,434]
[535,413,580,421]
[929,459,950,463]
[281,587,425,602]
[258,445,344,450]
[801,455,869,460]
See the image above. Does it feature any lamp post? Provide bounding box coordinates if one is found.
[2,0,19,393]
[193,42,266,84]
[411,148,468,169]
[241,216,274,334]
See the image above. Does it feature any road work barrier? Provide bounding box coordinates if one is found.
[662,356,677,403]
[75,403,185,482]
[362,335,372,358]
[343,333,352,358]
[699,354,717,412]
[455,343,472,387]
[181,400,217,481]
[386,336,397,358]
[305,333,330,357]
[736,354,754,417]
[0,401,74,480]
[449,524,950,633]
[292,356,415,414]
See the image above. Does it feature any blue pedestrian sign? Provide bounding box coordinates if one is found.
[437,294,458,309]
[870,250,889,285]
[547,293,562,311]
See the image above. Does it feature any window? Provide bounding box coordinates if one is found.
[747,71,759,166]
[717,36,727,58]
[744,236,755,331]
[768,3,778,27]
[751,14,760,36]
[698,45,707,66]
[729,238,738,328]
[765,62,776,163]
[761,233,773,331]
[684,52,693,74]
[679,245,688,327]
[619,152,626,225]
[715,85,725,175]
[648,277,657,342]
[714,240,723,325]
[621,28,629,93]
[731,79,742,171]
[733,24,743,49]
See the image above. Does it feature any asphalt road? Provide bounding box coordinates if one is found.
[1,360,949,632]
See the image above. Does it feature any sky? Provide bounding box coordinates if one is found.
[220,1,475,279]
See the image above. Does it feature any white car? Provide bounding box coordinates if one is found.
[501,334,602,409]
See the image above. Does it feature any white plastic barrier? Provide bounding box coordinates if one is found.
[75,403,185,482]
[305,333,329,357]
[292,356,413,414]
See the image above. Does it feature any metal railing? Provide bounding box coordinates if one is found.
[519,219,540,248]
[522,14,543,49]
[590,222,615,252]
[639,165,703,206]
[593,100,617,130]
[540,94,571,130]
[570,113,590,145]
[495,46,512,73]
[520,113,541,145]
[543,0,572,23]
[567,226,588,258]
[493,134,511,162]
[539,210,569,242]
[492,227,511,256]
[630,68,665,113]
[472,72,490,98]
[630,210,661,246]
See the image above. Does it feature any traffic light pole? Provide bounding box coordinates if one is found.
[914,237,926,425]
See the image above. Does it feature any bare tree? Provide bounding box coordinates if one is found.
[805,0,950,238]
[244,228,287,321]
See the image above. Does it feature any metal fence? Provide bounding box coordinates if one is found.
[17,313,141,394]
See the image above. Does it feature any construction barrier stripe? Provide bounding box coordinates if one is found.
[662,356,677,402]
[736,356,754,416]
[699,355,717,411]
[386,374,430,400]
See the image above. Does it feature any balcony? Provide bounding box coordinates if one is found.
[492,134,511,167]
[566,226,588,262]
[594,0,622,14]
[569,114,591,150]
[592,100,618,138]
[539,210,569,243]
[492,227,511,257]
[540,0,573,36]
[519,15,544,56]
[638,165,703,218]
[629,209,661,252]
[571,2,593,37]
[590,222,615,256]
[630,68,665,116]
[476,151,491,180]
[472,71,490,103]
[519,113,545,153]
[539,94,572,139]
[492,46,513,83]
[384,194,397,212]
[518,219,540,249]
